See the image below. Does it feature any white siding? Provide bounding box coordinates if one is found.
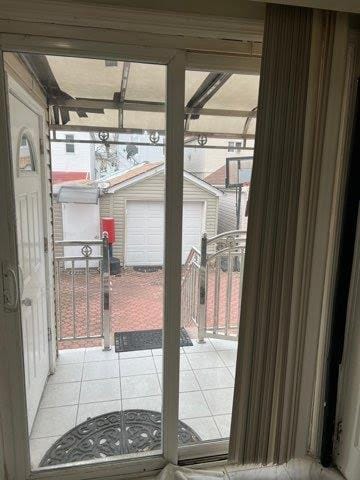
[99,171,218,261]
[50,131,95,176]
[218,186,249,234]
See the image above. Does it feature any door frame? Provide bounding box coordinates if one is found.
[0,15,349,479]
[0,31,261,480]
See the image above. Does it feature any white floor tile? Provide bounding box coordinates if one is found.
[213,414,232,438]
[227,365,236,377]
[31,405,77,438]
[40,382,80,408]
[185,417,221,441]
[47,364,83,384]
[179,391,211,419]
[194,367,234,390]
[154,354,191,373]
[80,378,121,403]
[185,351,225,370]
[151,348,163,356]
[119,349,152,359]
[120,356,156,376]
[84,347,119,362]
[57,348,85,365]
[183,340,215,353]
[202,388,234,416]
[76,400,122,424]
[121,374,161,399]
[30,436,59,468]
[157,370,200,393]
[217,350,237,366]
[122,395,161,412]
[83,360,119,381]
[210,338,238,351]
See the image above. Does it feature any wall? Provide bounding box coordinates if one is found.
[218,185,249,233]
[51,131,95,177]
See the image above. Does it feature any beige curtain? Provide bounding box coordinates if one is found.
[229,2,347,466]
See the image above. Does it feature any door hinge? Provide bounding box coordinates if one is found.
[48,327,52,342]
[44,237,48,253]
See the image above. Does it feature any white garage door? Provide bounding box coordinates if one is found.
[125,201,203,266]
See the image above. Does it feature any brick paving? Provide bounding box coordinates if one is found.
[57,267,241,350]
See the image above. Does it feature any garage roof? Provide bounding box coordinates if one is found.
[105,162,222,196]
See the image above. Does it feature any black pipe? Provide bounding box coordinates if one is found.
[321,78,360,466]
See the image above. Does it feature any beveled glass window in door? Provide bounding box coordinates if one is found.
[8,51,169,469]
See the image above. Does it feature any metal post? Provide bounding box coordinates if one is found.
[102,232,111,350]
[198,233,207,343]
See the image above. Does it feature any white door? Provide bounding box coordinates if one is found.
[336,209,360,480]
[125,201,203,266]
[9,89,49,431]
[62,203,100,267]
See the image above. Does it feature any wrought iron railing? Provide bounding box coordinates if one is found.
[54,233,111,349]
[181,230,246,341]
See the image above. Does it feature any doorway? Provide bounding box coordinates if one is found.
[0,43,260,474]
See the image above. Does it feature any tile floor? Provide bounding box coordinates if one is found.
[30,337,238,468]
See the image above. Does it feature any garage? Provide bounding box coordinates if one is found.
[100,162,221,266]
[125,200,204,266]
[53,162,221,266]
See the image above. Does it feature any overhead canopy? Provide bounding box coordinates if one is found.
[21,53,259,139]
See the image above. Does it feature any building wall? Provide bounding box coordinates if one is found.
[100,171,219,261]
[218,185,249,234]
[50,131,95,177]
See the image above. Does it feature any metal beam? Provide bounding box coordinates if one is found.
[49,123,255,140]
[185,72,232,129]
[114,61,130,128]
[49,97,256,118]
[50,138,255,150]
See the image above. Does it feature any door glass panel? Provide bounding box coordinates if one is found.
[18,132,36,172]
[179,69,259,446]
[7,50,167,469]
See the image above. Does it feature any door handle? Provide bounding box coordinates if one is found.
[1,263,20,312]
[21,298,32,307]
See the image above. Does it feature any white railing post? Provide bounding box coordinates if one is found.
[102,232,111,351]
[198,233,207,343]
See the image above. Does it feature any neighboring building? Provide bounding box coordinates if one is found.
[205,164,250,233]
[53,162,221,266]
[51,131,96,183]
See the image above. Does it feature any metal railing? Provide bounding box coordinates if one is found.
[54,233,111,350]
[181,230,246,342]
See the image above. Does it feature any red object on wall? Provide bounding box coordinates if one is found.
[101,217,115,244]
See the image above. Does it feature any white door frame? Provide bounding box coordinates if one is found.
[0,29,261,479]
[0,22,349,477]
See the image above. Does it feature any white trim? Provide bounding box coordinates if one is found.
[107,165,222,197]
[0,0,264,43]
[0,51,29,480]
[162,51,185,465]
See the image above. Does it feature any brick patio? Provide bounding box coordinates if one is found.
[57,267,241,350]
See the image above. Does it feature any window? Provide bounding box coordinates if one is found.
[65,134,75,153]
[105,60,118,67]
[228,140,243,153]
[18,132,36,172]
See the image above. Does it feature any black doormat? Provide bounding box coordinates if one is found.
[114,327,193,352]
[40,409,201,466]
